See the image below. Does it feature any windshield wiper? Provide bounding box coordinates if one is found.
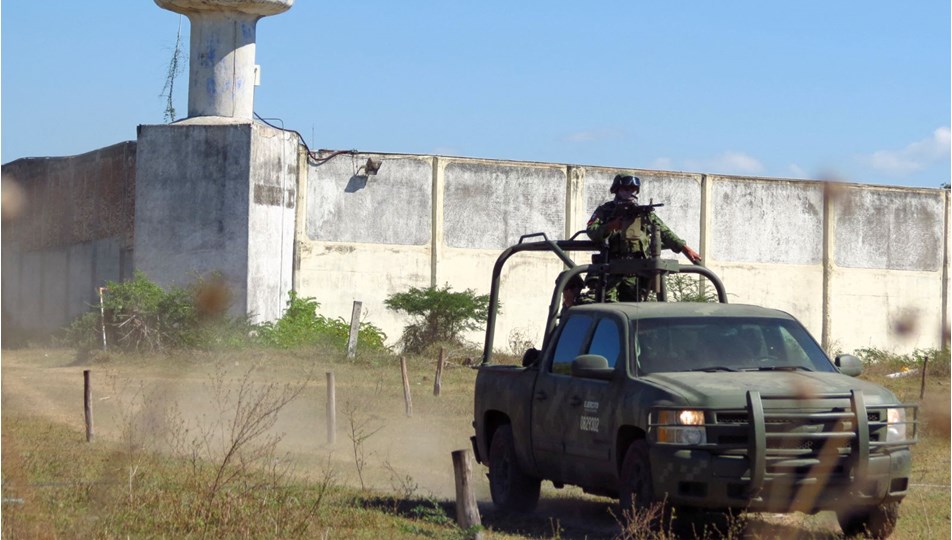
[745,365,813,372]
[689,366,737,372]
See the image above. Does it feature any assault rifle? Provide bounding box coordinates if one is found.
[609,200,664,221]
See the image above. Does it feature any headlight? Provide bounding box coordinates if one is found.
[886,407,907,443]
[656,409,707,445]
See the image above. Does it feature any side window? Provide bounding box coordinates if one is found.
[550,315,594,375]
[779,326,811,365]
[588,318,621,368]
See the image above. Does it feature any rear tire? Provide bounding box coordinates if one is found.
[836,501,899,539]
[488,424,540,512]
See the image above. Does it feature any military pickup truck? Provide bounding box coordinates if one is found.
[471,232,917,539]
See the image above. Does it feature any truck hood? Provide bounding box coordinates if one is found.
[643,371,900,407]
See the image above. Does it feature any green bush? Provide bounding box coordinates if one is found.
[663,273,719,303]
[385,284,492,354]
[64,274,388,354]
[64,273,255,353]
[257,292,387,353]
[63,271,216,352]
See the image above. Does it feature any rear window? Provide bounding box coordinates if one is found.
[633,317,835,375]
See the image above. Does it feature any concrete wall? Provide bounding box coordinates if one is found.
[135,120,297,323]
[1,142,136,341]
[3,138,948,355]
[297,152,950,355]
[828,187,947,352]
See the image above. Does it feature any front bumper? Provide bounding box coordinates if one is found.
[646,389,917,512]
[650,445,912,512]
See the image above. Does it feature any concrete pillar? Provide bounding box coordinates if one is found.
[821,182,836,352]
[430,157,445,287]
[154,0,292,119]
[699,174,711,261]
[566,166,586,237]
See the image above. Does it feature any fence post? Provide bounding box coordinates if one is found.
[919,356,929,399]
[83,370,94,442]
[400,357,413,417]
[433,347,445,396]
[326,372,336,445]
[98,287,108,351]
[452,449,482,532]
[346,301,362,359]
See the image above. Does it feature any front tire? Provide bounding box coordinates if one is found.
[488,424,540,512]
[619,439,655,512]
[836,502,899,539]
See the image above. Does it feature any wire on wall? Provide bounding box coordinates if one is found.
[253,112,358,166]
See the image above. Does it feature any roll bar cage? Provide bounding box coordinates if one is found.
[480,230,728,365]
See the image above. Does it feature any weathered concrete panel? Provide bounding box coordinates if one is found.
[834,187,944,271]
[829,268,943,351]
[4,239,125,337]
[307,155,431,245]
[19,251,46,331]
[1,142,136,251]
[444,162,564,249]
[711,178,823,265]
[295,243,432,343]
[439,247,566,350]
[712,262,825,339]
[583,169,703,255]
[135,123,252,312]
[247,124,298,322]
[38,250,69,331]
[92,237,123,287]
[1,143,136,341]
[66,242,94,322]
[1,241,22,325]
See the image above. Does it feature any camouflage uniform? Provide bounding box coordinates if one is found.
[586,200,688,301]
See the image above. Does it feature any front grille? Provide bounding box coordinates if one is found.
[652,390,918,500]
[712,409,855,453]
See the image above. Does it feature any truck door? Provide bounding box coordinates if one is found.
[559,316,624,486]
[530,313,595,483]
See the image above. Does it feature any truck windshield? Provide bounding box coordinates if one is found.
[632,317,836,375]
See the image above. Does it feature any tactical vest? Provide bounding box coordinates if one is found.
[610,214,650,257]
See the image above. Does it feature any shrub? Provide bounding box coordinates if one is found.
[63,276,388,354]
[385,284,492,354]
[257,292,387,353]
[663,273,719,303]
[64,272,254,353]
[64,271,195,352]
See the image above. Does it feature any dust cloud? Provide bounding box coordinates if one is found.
[2,350,486,501]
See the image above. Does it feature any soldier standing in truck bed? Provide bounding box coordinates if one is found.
[586,173,701,301]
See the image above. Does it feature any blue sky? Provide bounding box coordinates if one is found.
[3,1,949,188]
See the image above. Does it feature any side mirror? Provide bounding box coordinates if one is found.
[834,354,863,377]
[572,354,614,380]
[522,348,540,367]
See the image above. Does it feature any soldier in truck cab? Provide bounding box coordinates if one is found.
[561,274,592,309]
[586,174,702,301]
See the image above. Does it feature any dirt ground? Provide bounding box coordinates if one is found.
[1,348,482,500]
[5,347,944,539]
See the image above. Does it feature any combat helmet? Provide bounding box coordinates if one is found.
[610,174,641,194]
